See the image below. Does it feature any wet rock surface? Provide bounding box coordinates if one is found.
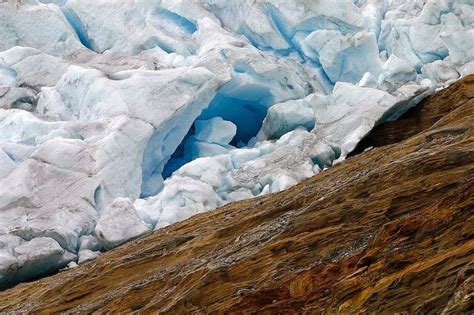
[0,75,473,313]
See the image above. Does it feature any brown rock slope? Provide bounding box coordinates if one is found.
[0,76,473,314]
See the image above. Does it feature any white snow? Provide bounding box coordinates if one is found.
[0,0,472,288]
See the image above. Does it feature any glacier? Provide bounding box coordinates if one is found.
[0,0,473,289]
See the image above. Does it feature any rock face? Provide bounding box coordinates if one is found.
[0,75,473,313]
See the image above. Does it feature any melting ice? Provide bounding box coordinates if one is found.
[0,0,473,288]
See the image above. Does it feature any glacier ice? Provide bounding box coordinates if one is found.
[0,2,83,56]
[194,117,237,145]
[421,60,460,84]
[0,0,472,289]
[0,236,75,290]
[77,249,100,264]
[261,97,316,140]
[379,54,418,90]
[299,30,382,84]
[95,198,151,250]
[77,235,101,252]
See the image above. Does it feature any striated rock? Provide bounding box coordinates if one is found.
[0,75,473,313]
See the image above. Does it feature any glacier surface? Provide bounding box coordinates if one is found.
[0,0,473,289]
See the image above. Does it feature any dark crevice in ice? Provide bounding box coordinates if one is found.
[156,9,197,34]
[61,7,95,51]
[93,185,104,214]
[263,3,305,61]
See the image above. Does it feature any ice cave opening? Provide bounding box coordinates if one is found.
[162,84,274,180]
